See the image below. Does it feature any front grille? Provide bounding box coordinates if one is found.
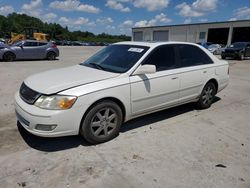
[19,83,41,104]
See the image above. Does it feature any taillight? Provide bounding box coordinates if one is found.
[51,43,57,48]
[228,66,230,75]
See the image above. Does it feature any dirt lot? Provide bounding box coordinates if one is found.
[0,46,250,188]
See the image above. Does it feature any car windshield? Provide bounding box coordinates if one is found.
[230,42,247,48]
[208,44,219,48]
[81,44,149,73]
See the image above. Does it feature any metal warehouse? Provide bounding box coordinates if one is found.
[132,20,250,46]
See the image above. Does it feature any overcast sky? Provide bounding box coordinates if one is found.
[0,0,250,35]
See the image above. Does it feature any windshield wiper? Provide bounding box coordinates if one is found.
[89,62,105,70]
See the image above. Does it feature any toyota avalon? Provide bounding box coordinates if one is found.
[15,41,229,144]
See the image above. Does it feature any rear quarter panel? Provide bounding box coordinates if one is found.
[215,60,229,92]
[198,46,229,93]
[36,45,48,59]
[46,47,60,57]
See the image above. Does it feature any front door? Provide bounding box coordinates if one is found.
[130,44,180,115]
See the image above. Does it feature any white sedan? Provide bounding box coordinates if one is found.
[15,41,229,144]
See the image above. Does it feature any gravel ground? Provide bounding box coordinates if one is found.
[0,46,250,188]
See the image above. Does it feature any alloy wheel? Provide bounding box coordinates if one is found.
[90,107,118,138]
[202,85,214,105]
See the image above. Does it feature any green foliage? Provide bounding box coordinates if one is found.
[0,13,131,42]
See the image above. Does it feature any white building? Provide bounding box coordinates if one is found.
[132,20,250,46]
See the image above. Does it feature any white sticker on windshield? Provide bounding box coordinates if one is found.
[128,48,144,53]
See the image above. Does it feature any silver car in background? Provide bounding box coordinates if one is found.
[0,40,59,61]
[208,44,226,55]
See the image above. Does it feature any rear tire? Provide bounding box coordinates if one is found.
[197,82,216,109]
[80,100,123,144]
[47,52,56,60]
[3,52,15,62]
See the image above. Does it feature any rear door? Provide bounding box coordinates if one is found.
[177,44,215,103]
[130,45,180,115]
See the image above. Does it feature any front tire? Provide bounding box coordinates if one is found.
[80,100,123,144]
[239,53,244,61]
[197,82,216,109]
[3,52,15,62]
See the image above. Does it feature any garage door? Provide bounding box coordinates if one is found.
[153,31,169,41]
[207,28,229,45]
[232,27,250,43]
[133,32,143,41]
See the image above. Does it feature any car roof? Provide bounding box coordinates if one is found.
[23,40,48,43]
[115,41,201,48]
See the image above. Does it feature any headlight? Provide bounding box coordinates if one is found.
[34,95,77,110]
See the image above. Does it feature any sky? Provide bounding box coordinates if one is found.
[0,0,250,36]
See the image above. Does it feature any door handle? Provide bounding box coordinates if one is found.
[171,77,178,80]
[203,71,207,73]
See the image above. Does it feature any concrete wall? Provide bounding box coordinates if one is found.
[132,20,250,46]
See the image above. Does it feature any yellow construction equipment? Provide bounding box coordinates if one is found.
[9,32,25,44]
[8,27,49,44]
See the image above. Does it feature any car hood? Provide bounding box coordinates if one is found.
[225,47,243,51]
[24,65,120,94]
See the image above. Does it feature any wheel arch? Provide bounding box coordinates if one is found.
[206,78,218,94]
[79,97,126,132]
[47,50,56,56]
[3,51,16,59]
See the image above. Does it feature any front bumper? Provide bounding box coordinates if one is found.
[15,92,83,137]
[222,51,240,58]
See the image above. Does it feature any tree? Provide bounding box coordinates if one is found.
[0,13,131,42]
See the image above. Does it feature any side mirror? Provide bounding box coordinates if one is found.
[133,64,156,75]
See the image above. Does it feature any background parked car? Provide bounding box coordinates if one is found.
[221,42,250,60]
[208,44,226,55]
[197,42,213,49]
[0,38,5,44]
[0,40,59,61]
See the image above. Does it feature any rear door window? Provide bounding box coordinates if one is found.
[177,44,213,67]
